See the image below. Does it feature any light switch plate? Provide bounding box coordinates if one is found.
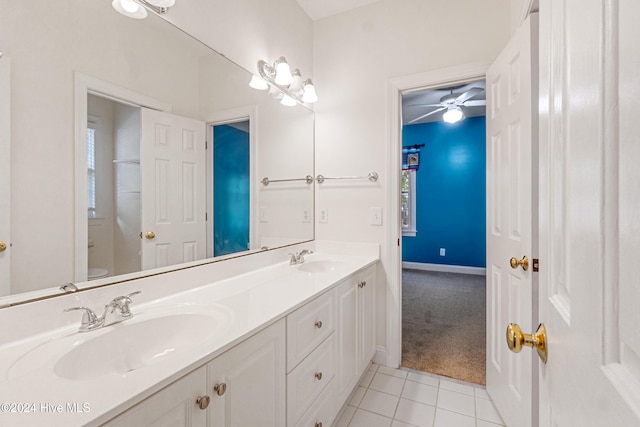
[319,209,328,223]
[369,207,383,226]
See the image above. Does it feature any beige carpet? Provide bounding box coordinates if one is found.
[402,269,486,385]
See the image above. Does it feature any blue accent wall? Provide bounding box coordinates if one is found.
[213,124,250,257]
[402,116,486,267]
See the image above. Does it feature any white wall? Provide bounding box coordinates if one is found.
[312,0,511,356]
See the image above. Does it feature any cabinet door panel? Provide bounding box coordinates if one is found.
[208,320,286,427]
[105,367,207,427]
[358,267,376,371]
[336,277,358,405]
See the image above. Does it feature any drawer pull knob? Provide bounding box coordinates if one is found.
[315,371,323,381]
[196,395,210,410]
[214,383,227,396]
[315,422,323,427]
[358,281,364,288]
[315,320,323,328]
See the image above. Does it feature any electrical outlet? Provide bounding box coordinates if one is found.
[440,248,446,256]
[319,208,328,223]
[302,209,310,223]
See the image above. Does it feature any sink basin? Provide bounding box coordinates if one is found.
[7,304,233,381]
[296,260,344,273]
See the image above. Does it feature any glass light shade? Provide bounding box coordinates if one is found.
[280,95,297,107]
[112,0,148,19]
[289,70,303,92]
[249,75,269,90]
[274,58,293,86]
[301,80,318,103]
[443,107,464,123]
[144,0,176,6]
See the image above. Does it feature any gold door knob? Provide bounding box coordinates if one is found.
[144,231,156,240]
[213,383,227,396]
[510,256,529,271]
[0,241,6,252]
[506,323,547,364]
[196,395,210,410]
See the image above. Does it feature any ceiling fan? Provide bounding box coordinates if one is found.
[407,87,486,124]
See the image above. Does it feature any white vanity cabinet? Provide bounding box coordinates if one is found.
[207,319,286,427]
[335,265,376,407]
[104,366,208,427]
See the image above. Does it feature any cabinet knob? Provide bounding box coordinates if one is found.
[196,395,210,410]
[214,382,227,396]
[315,422,323,427]
[315,371,323,381]
[358,281,364,288]
[315,320,323,328]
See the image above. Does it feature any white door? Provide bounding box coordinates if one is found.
[141,108,206,270]
[0,57,10,296]
[538,0,640,425]
[485,14,537,427]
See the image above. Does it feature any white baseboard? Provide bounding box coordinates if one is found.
[373,346,387,367]
[402,261,486,276]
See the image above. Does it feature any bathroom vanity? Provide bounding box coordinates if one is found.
[0,243,379,426]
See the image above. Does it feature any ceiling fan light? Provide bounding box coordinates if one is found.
[443,107,464,124]
[274,57,293,86]
[112,0,148,19]
[301,80,318,103]
[249,75,269,90]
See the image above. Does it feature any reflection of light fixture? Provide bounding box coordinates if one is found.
[251,57,318,106]
[443,106,464,123]
[112,0,175,18]
[280,95,297,107]
[249,75,269,90]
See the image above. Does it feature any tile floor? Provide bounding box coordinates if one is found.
[332,364,505,427]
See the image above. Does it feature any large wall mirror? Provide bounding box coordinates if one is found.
[0,0,314,306]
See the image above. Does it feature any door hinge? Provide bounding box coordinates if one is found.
[397,238,400,246]
[205,212,208,221]
[205,140,208,150]
[533,258,539,272]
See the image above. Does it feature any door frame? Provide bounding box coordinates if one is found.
[205,106,258,259]
[73,72,170,282]
[385,63,489,369]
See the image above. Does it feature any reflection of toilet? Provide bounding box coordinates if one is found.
[88,268,109,280]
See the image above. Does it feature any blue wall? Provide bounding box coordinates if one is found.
[213,124,250,257]
[402,116,486,267]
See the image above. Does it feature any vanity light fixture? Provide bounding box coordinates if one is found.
[443,106,464,124]
[251,57,318,106]
[112,0,174,19]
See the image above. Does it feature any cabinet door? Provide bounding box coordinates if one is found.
[335,277,358,406]
[105,367,207,427]
[208,319,286,427]
[358,267,376,372]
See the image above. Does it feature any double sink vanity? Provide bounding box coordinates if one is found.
[0,242,379,426]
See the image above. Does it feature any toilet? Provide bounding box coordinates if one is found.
[88,268,109,281]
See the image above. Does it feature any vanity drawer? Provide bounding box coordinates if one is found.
[287,332,336,426]
[294,379,336,427]
[287,288,336,372]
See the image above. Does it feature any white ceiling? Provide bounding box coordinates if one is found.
[295,0,382,21]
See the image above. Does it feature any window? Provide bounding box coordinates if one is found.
[401,169,416,236]
[87,127,96,218]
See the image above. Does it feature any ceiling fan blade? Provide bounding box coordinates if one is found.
[407,106,447,124]
[462,100,486,107]
[406,103,444,108]
[455,87,484,104]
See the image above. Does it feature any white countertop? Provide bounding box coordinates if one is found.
[0,251,378,426]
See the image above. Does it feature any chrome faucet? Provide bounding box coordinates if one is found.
[65,291,141,332]
[289,249,313,265]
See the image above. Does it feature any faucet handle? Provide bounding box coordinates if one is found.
[111,291,141,317]
[64,307,101,331]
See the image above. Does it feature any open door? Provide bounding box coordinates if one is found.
[0,57,9,295]
[537,0,640,425]
[140,108,206,270]
[485,14,538,427]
